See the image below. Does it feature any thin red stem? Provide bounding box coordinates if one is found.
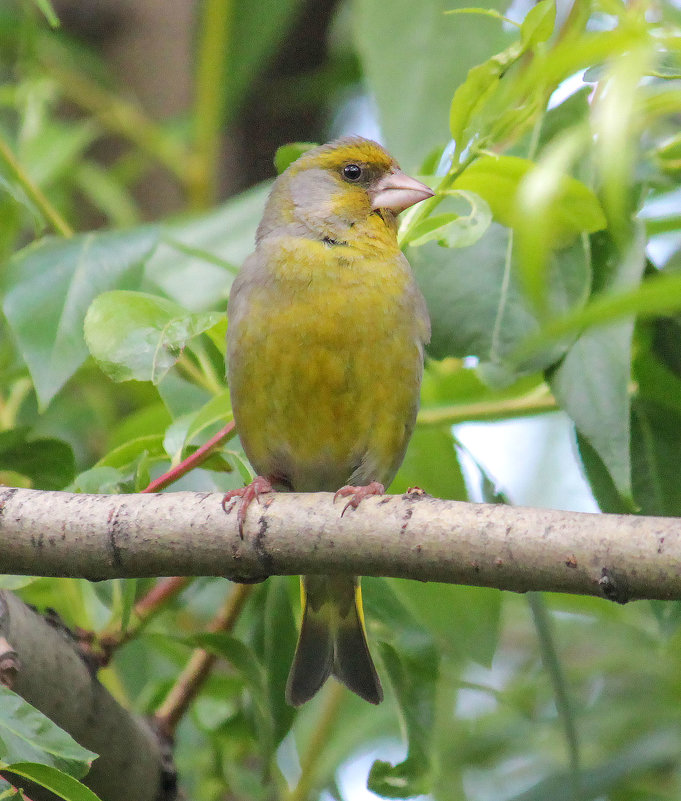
[141,421,235,494]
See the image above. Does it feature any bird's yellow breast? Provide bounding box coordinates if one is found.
[228,228,425,493]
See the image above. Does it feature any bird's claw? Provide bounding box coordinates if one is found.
[334,481,385,517]
[222,476,274,538]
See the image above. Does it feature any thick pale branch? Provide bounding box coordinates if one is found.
[0,591,169,801]
[0,487,679,602]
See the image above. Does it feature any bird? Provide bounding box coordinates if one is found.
[224,136,433,706]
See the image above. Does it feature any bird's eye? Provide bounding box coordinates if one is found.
[342,164,362,182]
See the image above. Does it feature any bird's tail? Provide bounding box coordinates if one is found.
[285,574,383,707]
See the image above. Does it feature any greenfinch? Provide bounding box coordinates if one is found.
[225,137,432,706]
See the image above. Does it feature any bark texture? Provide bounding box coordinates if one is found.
[0,591,172,801]
[1,487,679,602]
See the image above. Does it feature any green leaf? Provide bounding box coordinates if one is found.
[73,162,139,228]
[145,183,269,311]
[364,579,438,798]
[548,230,646,503]
[635,331,681,415]
[108,404,173,451]
[184,389,231,442]
[630,399,681,516]
[578,340,681,516]
[444,0,568,158]
[390,426,467,501]
[520,0,555,48]
[21,121,97,189]
[369,641,435,797]
[0,175,43,229]
[274,142,317,174]
[419,356,544,411]
[190,632,274,762]
[525,230,680,359]
[444,7,519,25]
[401,191,492,249]
[84,291,222,384]
[191,632,266,693]
[505,731,681,801]
[96,435,165,471]
[263,577,297,746]
[655,129,681,177]
[408,224,590,380]
[455,155,606,241]
[69,466,130,494]
[449,43,523,158]
[577,430,630,515]
[525,266,681,350]
[220,756,272,801]
[651,314,681,381]
[2,228,157,408]
[592,46,653,245]
[354,0,512,168]
[649,599,681,638]
[0,429,75,490]
[537,89,591,153]
[162,390,232,463]
[31,0,60,27]
[0,686,97,778]
[0,576,38,590]
[514,130,596,310]
[157,372,212,420]
[513,25,643,114]
[550,325,637,505]
[1,762,102,801]
[204,315,228,356]
[393,580,501,666]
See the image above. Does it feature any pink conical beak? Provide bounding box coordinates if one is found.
[369,170,434,214]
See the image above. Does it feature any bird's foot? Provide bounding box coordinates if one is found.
[334,481,385,517]
[222,476,274,539]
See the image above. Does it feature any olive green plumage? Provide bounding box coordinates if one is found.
[226,137,432,706]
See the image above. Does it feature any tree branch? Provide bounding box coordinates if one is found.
[0,487,679,603]
[0,591,172,801]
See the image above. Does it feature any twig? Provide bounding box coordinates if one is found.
[417,387,557,426]
[134,576,191,618]
[528,592,582,796]
[94,577,192,661]
[0,137,73,237]
[141,421,235,494]
[155,583,253,736]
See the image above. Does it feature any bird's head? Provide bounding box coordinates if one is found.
[256,137,433,243]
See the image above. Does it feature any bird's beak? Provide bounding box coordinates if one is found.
[369,170,434,214]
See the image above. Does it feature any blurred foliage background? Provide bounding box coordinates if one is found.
[4,0,681,798]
